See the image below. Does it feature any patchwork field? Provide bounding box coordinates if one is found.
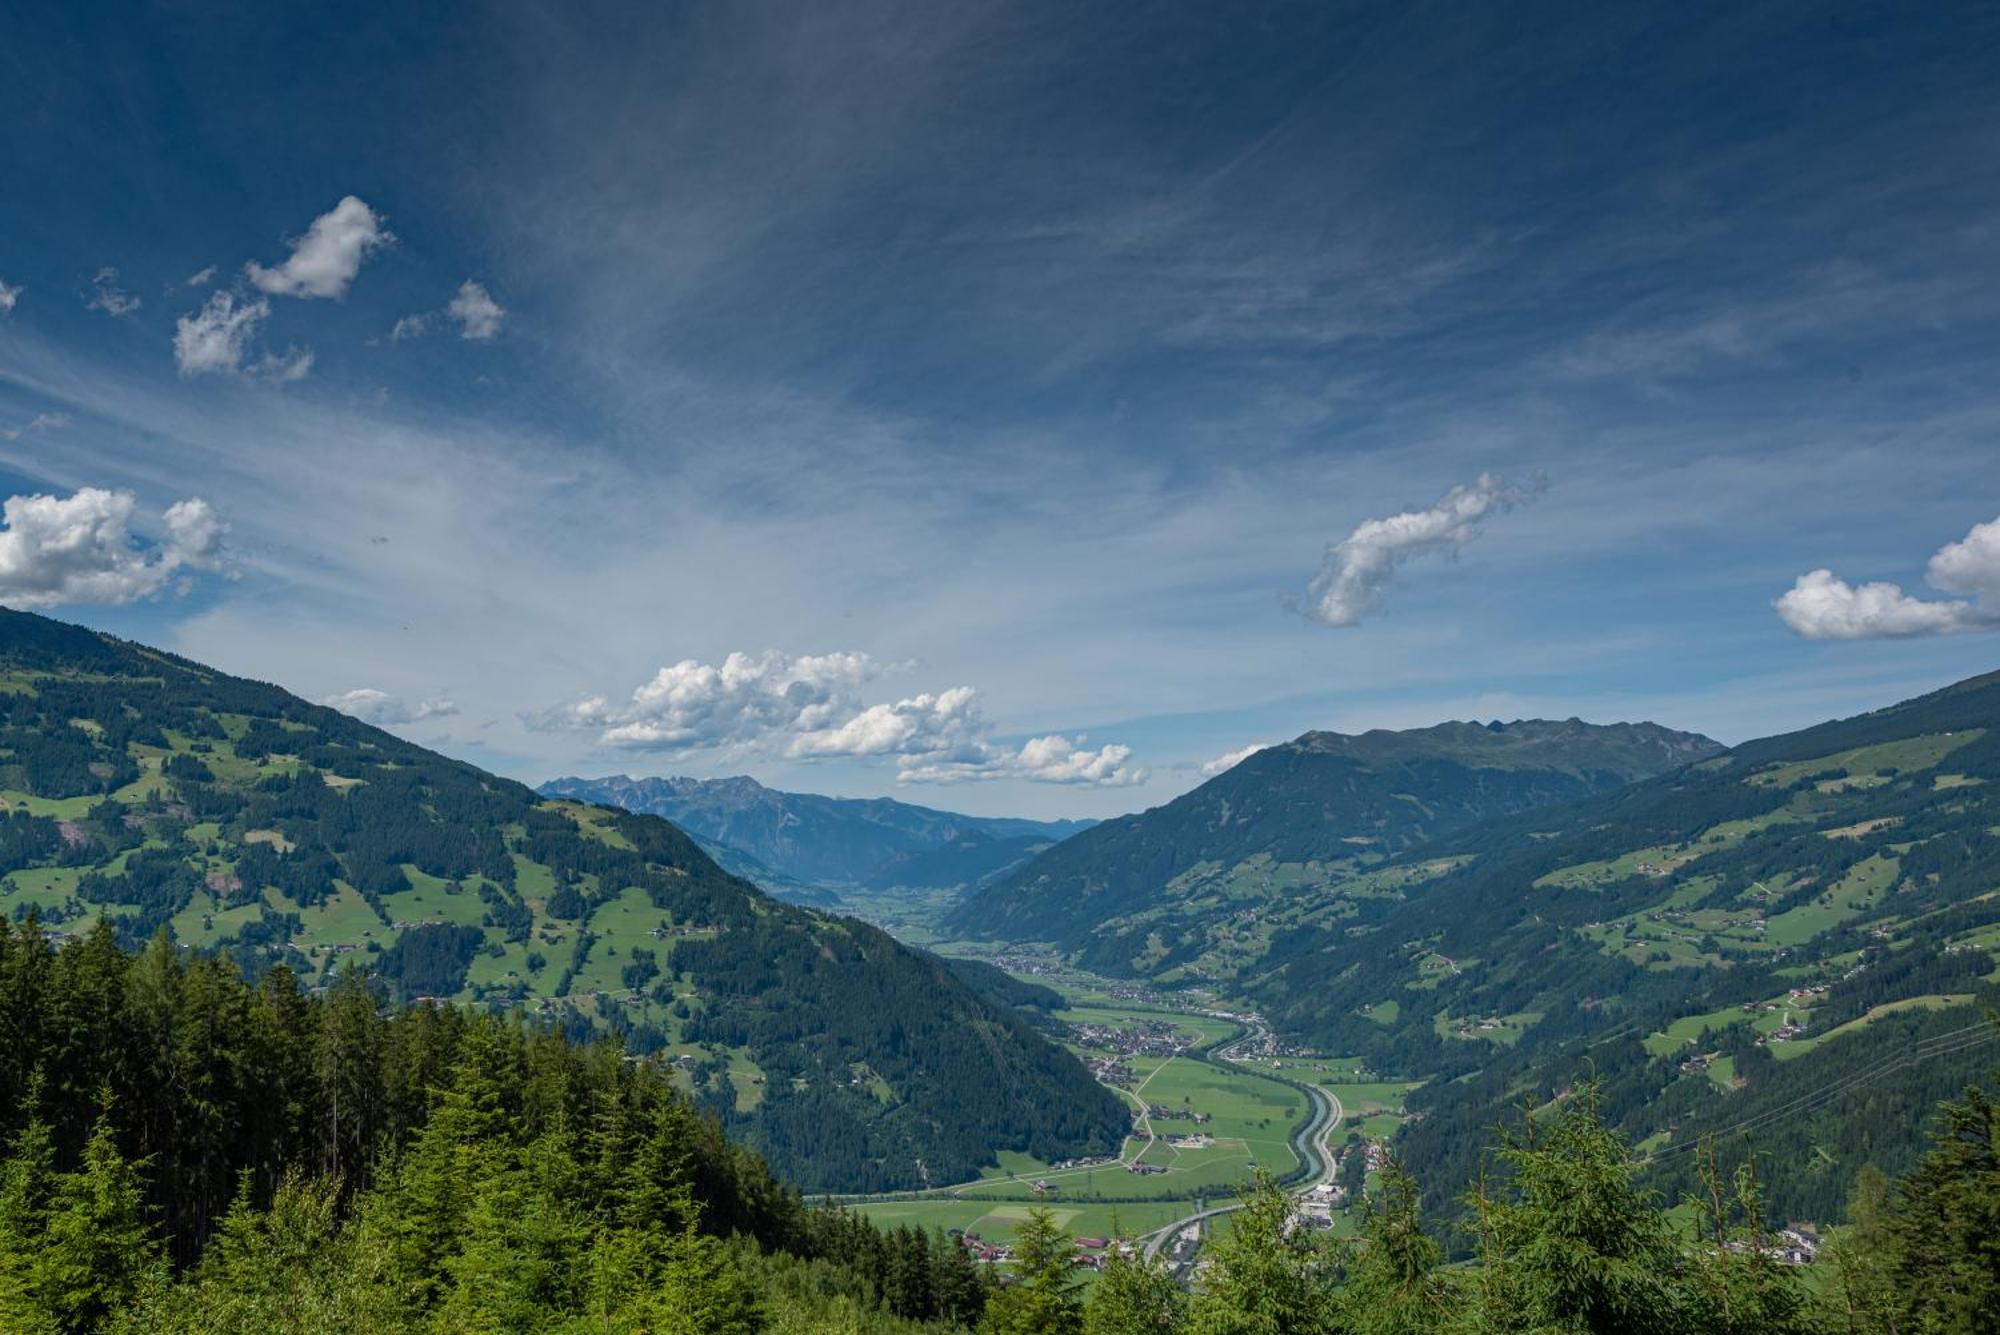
[854,959,1325,1249]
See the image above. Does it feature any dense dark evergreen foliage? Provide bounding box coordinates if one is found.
[0,916,998,1331]
[942,957,1066,1014]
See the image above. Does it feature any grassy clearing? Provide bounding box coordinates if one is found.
[2,865,85,913]
[0,790,102,819]
[1748,731,1984,791]
[378,867,490,929]
[1772,994,1976,1062]
[168,889,266,949]
[1644,1005,1748,1057]
[1766,854,1899,947]
[1360,999,1400,1026]
[852,1198,1190,1249]
[1535,844,1693,890]
[1434,1010,1541,1046]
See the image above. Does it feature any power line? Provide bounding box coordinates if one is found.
[1638,1019,2000,1163]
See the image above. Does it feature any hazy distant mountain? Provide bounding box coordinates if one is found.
[951,718,1721,971]
[536,773,1093,899]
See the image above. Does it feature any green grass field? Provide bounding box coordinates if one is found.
[1771,994,1975,1062]
[1766,854,1899,947]
[852,1197,1193,1249]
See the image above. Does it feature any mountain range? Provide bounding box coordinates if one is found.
[537,772,1092,907]
[1258,669,2000,1220]
[0,608,1126,1192]
[956,672,2000,1221]
[951,717,1722,975]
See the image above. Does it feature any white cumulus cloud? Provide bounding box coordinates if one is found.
[0,280,19,312]
[897,734,1143,786]
[1295,473,1544,628]
[246,196,389,299]
[1201,742,1271,776]
[540,650,1141,785]
[85,267,141,317]
[446,280,505,340]
[0,488,228,609]
[1776,512,2000,639]
[320,688,460,726]
[174,292,270,376]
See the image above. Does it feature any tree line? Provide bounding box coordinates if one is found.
[1,913,1995,1331]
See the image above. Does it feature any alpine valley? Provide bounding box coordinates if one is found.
[536,772,1091,916]
[0,608,1127,1194]
[957,671,2000,1223]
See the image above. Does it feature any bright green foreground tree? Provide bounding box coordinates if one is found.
[982,1207,1085,1335]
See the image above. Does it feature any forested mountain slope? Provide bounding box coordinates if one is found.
[0,608,1125,1191]
[1239,669,2000,1221]
[538,772,1090,900]
[951,718,1719,975]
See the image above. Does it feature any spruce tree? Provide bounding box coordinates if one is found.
[1336,1156,1459,1335]
[981,1206,1084,1335]
[31,1111,157,1333]
[0,1112,60,1334]
[1083,1242,1184,1335]
[1818,1164,1898,1335]
[1186,1170,1338,1335]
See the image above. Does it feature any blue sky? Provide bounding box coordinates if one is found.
[2,1,1999,817]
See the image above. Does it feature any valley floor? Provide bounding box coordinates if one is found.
[849,951,1426,1266]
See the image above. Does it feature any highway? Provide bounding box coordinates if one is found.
[1138,1018,1344,1266]
[823,1007,1350,1267]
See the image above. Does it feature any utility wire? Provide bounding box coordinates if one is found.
[1638,1019,2000,1163]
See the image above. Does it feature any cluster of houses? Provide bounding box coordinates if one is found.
[1296,1179,1349,1227]
[1143,1103,1210,1124]
[1083,1054,1132,1086]
[1723,1226,1821,1267]
[951,1229,1136,1271]
[1069,1019,1189,1059]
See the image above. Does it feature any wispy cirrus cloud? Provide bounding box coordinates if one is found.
[0,412,70,441]
[84,267,141,317]
[320,687,460,725]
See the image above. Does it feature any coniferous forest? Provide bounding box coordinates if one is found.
[1,913,1996,1332]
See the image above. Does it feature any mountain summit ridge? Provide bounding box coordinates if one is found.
[537,771,1093,898]
[950,715,1722,969]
